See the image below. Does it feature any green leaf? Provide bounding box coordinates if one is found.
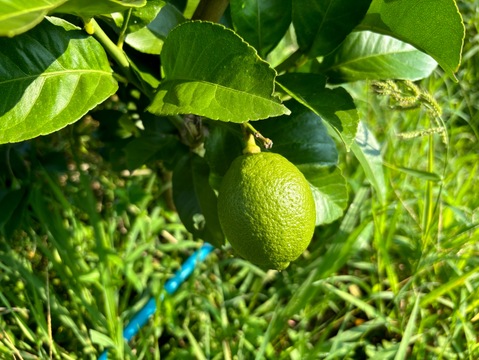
[148,21,290,122]
[120,1,185,55]
[54,0,146,17]
[266,24,298,68]
[292,0,372,57]
[172,153,224,247]
[89,329,116,348]
[123,0,166,32]
[253,101,348,226]
[318,31,438,83]
[0,17,118,144]
[0,0,66,37]
[395,295,421,360]
[350,121,386,204]
[322,282,386,320]
[360,0,465,80]
[254,100,338,167]
[299,165,348,226]
[277,73,359,149]
[230,0,292,58]
[306,187,372,276]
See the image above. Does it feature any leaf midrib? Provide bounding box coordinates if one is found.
[159,78,281,103]
[325,47,430,72]
[0,69,112,86]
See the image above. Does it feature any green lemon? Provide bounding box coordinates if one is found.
[217,152,316,270]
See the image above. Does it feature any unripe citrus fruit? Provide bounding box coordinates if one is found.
[217,152,316,270]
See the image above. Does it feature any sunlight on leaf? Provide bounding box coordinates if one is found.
[360,0,465,80]
[54,0,146,17]
[351,121,386,204]
[148,21,290,122]
[0,17,118,144]
[319,31,438,83]
[0,0,66,37]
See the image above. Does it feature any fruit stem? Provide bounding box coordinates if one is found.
[242,124,261,154]
[243,122,273,149]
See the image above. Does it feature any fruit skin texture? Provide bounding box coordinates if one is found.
[217,152,316,270]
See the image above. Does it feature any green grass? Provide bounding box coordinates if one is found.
[2,2,479,359]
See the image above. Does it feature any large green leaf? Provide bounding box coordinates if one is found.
[172,153,224,248]
[0,0,66,37]
[0,17,118,144]
[318,31,438,83]
[124,2,185,54]
[54,0,146,16]
[148,21,290,122]
[360,0,464,80]
[351,121,386,204]
[292,0,372,57]
[276,73,359,149]
[230,0,292,58]
[253,101,348,225]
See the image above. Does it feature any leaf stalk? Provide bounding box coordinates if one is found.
[86,18,130,71]
[117,9,133,49]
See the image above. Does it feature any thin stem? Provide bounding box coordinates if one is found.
[85,18,144,95]
[422,134,435,250]
[87,18,130,70]
[243,122,273,149]
[117,9,132,49]
[168,115,185,132]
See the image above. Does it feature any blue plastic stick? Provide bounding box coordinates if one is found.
[98,243,214,360]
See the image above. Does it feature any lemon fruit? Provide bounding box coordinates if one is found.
[217,152,316,270]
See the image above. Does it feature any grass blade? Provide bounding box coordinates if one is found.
[395,294,421,360]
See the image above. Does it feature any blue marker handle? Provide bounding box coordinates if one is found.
[98,243,214,360]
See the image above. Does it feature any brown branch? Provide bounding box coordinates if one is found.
[192,0,229,22]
